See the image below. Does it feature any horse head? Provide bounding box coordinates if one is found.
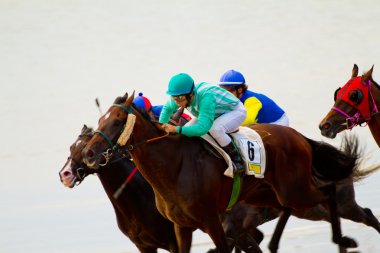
[59,124,96,188]
[319,64,378,138]
[82,91,164,169]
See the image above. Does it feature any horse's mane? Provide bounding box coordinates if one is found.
[81,125,94,137]
[113,92,154,122]
[132,104,154,122]
[370,77,380,89]
[114,92,129,104]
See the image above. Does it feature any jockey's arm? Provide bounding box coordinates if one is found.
[181,93,215,136]
[242,97,262,126]
[159,99,179,124]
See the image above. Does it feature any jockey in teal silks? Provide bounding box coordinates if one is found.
[219,70,289,127]
[159,73,247,173]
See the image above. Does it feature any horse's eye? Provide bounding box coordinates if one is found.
[348,90,363,105]
[334,87,341,101]
[114,120,122,127]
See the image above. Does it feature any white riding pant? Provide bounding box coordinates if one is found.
[271,113,290,127]
[185,102,247,147]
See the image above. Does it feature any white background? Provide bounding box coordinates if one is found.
[1,0,380,252]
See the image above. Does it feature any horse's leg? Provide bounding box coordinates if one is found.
[235,232,263,253]
[204,217,232,253]
[174,225,192,253]
[339,201,380,233]
[336,182,380,233]
[268,208,291,253]
[325,183,357,250]
[234,247,241,253]
[136,246,158,253]
[168,239,180,253]
[361,207,380,233]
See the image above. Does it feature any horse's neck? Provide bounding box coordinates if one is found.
[368,81,380,147]
[97,160,155,211]
[130,139,180,193]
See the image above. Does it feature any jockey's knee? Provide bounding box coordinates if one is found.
[209,127,231,147]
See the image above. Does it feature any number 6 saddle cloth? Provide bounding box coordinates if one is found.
[201,126,266,179]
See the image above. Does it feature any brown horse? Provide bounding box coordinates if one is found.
[212,136,380,253]
[59,125,179,253]
[82,92,361,253]
[319,64,380,147]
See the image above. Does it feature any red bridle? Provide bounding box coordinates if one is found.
[332,77,378,129]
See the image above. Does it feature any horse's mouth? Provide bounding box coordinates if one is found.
[320,122,344,139]
[321,129,337,139]
[83,157,100,170]
[60,174,77,188]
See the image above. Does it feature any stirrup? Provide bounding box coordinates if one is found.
[233,164,245,174]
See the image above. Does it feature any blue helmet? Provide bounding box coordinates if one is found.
[166,73,194,96]
[133,92,152,111]
[219,70,245,87]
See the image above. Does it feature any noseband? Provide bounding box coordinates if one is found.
[93,104,133,165]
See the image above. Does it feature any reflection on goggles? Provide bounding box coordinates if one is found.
[172,95,187,102]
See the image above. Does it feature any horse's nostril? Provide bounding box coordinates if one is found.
[63,171,72,177]
[319,122,330,131]
[86,149,94,158]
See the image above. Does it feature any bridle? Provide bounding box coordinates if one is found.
[92,104,133,166]
[332,79,379,129]
[93,104,169,166]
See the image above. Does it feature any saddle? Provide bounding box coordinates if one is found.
[201,127,266,179]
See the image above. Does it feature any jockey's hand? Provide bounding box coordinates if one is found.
[162,124,177,134]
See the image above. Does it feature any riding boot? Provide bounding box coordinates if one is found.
[222,142,245,173]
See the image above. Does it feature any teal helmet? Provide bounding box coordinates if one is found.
[219,69,246,87]
[166,73,194,96]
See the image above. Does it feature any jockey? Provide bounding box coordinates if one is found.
[133,92,159,120]
[219,70,289,126]
[159,73,247,173]
[133,92,191,125]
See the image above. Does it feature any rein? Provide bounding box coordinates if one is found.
[113,166,139,199]
[92,103,170,198]
[93,104,169,165]
[126,132,170,151]
[332,79,379,129]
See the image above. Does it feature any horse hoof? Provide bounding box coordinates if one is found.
[340,236,358,248]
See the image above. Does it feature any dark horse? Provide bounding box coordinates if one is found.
[319,64,380,147]
[59,124,265,253]
[82,92,361,253]
[59,125,179,253]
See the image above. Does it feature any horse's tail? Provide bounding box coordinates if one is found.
[305,134,361,181]
[353,165,380,182]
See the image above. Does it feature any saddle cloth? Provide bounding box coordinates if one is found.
[201,126,266,178]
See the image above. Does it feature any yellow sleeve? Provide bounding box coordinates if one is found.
[242,97,262,126]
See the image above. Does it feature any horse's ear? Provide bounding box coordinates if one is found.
[122,92,128,100]
[125,90,135,106]
[82,124,88,133]
[171,107,185,123]
[362,65,374,83]
[351,64,359,78]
